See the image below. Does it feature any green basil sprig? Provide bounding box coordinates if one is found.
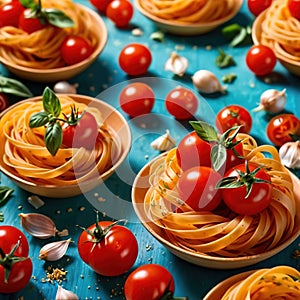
[20,0,74,28]
[189,121,243,171]
[0,75,33,98]
[222,23,252,47]
[215,48,236,68]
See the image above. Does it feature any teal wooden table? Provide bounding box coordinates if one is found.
[1,1,300,299]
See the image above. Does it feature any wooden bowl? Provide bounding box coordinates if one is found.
[0,5,107,82]
[0,95,131,198]
[132,152,300,269]
[134,0,243,35]
[252,10,300,76]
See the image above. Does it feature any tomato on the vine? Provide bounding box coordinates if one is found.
[78,220,138,276]
[165,87,198,120]
[266,114,300,147]
[247,0,272,16]
[106,0,133,28]
[18,9,47,34]
[217,162,272,215]
[178,166,223,211]
[0,226,33,294]
[288,0,300,20]
[0,0,24,28]
[119,43,152,76]
[216,105,252,134]
[90,0,113,13]
[119,82,155,117]
[0,93,9,112]
[60,35,93,65]
[246,45,277,76]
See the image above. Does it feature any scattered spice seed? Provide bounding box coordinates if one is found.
[28,195,45,209]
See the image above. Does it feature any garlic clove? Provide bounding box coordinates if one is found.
[192,70,226,94]
[253,88,286,113]
[53,81,77,94]
[279,141,300,169]
[165,52,189,77]
[39,238,72,261]
[151,130,176,152]
[56,285,79,300]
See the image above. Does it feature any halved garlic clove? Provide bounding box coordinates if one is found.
[279,141,300,169]
[53,81,77,94]
[56,285,79,300]
[192,70,226,94]
[165,52,189,77]
[39,238,72,261]
[151,130,176,152]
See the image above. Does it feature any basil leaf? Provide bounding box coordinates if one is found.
[0,212,3,222]
[222,23,243,40]
[43,9,74,28]
[222,73,237,83]
[211,144,227,171]
[29,111,50,128]
[0,186,14,206]
[189,121,218,142]
[0,75,33,98]
[42,87,61,116]
[215,48,236,68]
[44,122,62,156]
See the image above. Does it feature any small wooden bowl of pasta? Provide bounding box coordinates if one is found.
[0,3,107,82]
[252,2,300,76]
[132,134,300,269]
[0,94,131,198]
[134,0,243,35]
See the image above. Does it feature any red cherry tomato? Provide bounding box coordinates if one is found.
[124,264,176,300]
[216,105,252,134]
[247,0,272,16]
[62,111,99,149]
[219,162,272,215]
[90,0,113,13]
[288,0,300,20]
[119,43,152,76]
[119,82,155,117]
[246,45,277,76]
[60,35,93,65]
[266,114,300,146]
[165,87,198,120]
[0,226,33,294]
[0,0,24,28]
[78,220,138,276]
[0,93,9,112]
[18,9,46,34]
[106,0,133,27]
[178,166,223,211]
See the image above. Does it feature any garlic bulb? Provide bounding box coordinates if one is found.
[165,52,188,77]
[192,70,226,94]
[56,285,79,300]
[253,88,286,113]
[279,141,300,169]
[53,81,77,94]
[151,130,176,152]
[39,238,72,261]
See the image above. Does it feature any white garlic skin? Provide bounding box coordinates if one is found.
[279,141,300,169]
[39,238,72,261]
[192,70,226,94]
[54,81,77,94]
[165,52,189,77]
[151,130,176,152]
[56,285,79,300]
[254,88,286,113]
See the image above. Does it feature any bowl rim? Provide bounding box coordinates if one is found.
[0,4,108,74]
[132,151,300,266]
[134,0,243,29]
[0,94,132,191]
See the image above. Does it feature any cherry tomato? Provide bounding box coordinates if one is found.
[216,105,252,134]
[124,264,176,300]
[247,0,272,16]
[62,111,99,149]
[60,35,93,65]
[18,9,47,34]
[90,0,113,13]
[78,220,138,276]
[0,93,9,112]
[119,82,155,117]
[0,226,33,294]
[288,0,300,20]
[106,0,133,28]
[119,43,152,76]
[165,87,198,120]
[246,45,277,76]
[218,162,272,215]
[266,114,300,146]
[0,0,24,28]
[178,166,223,211]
